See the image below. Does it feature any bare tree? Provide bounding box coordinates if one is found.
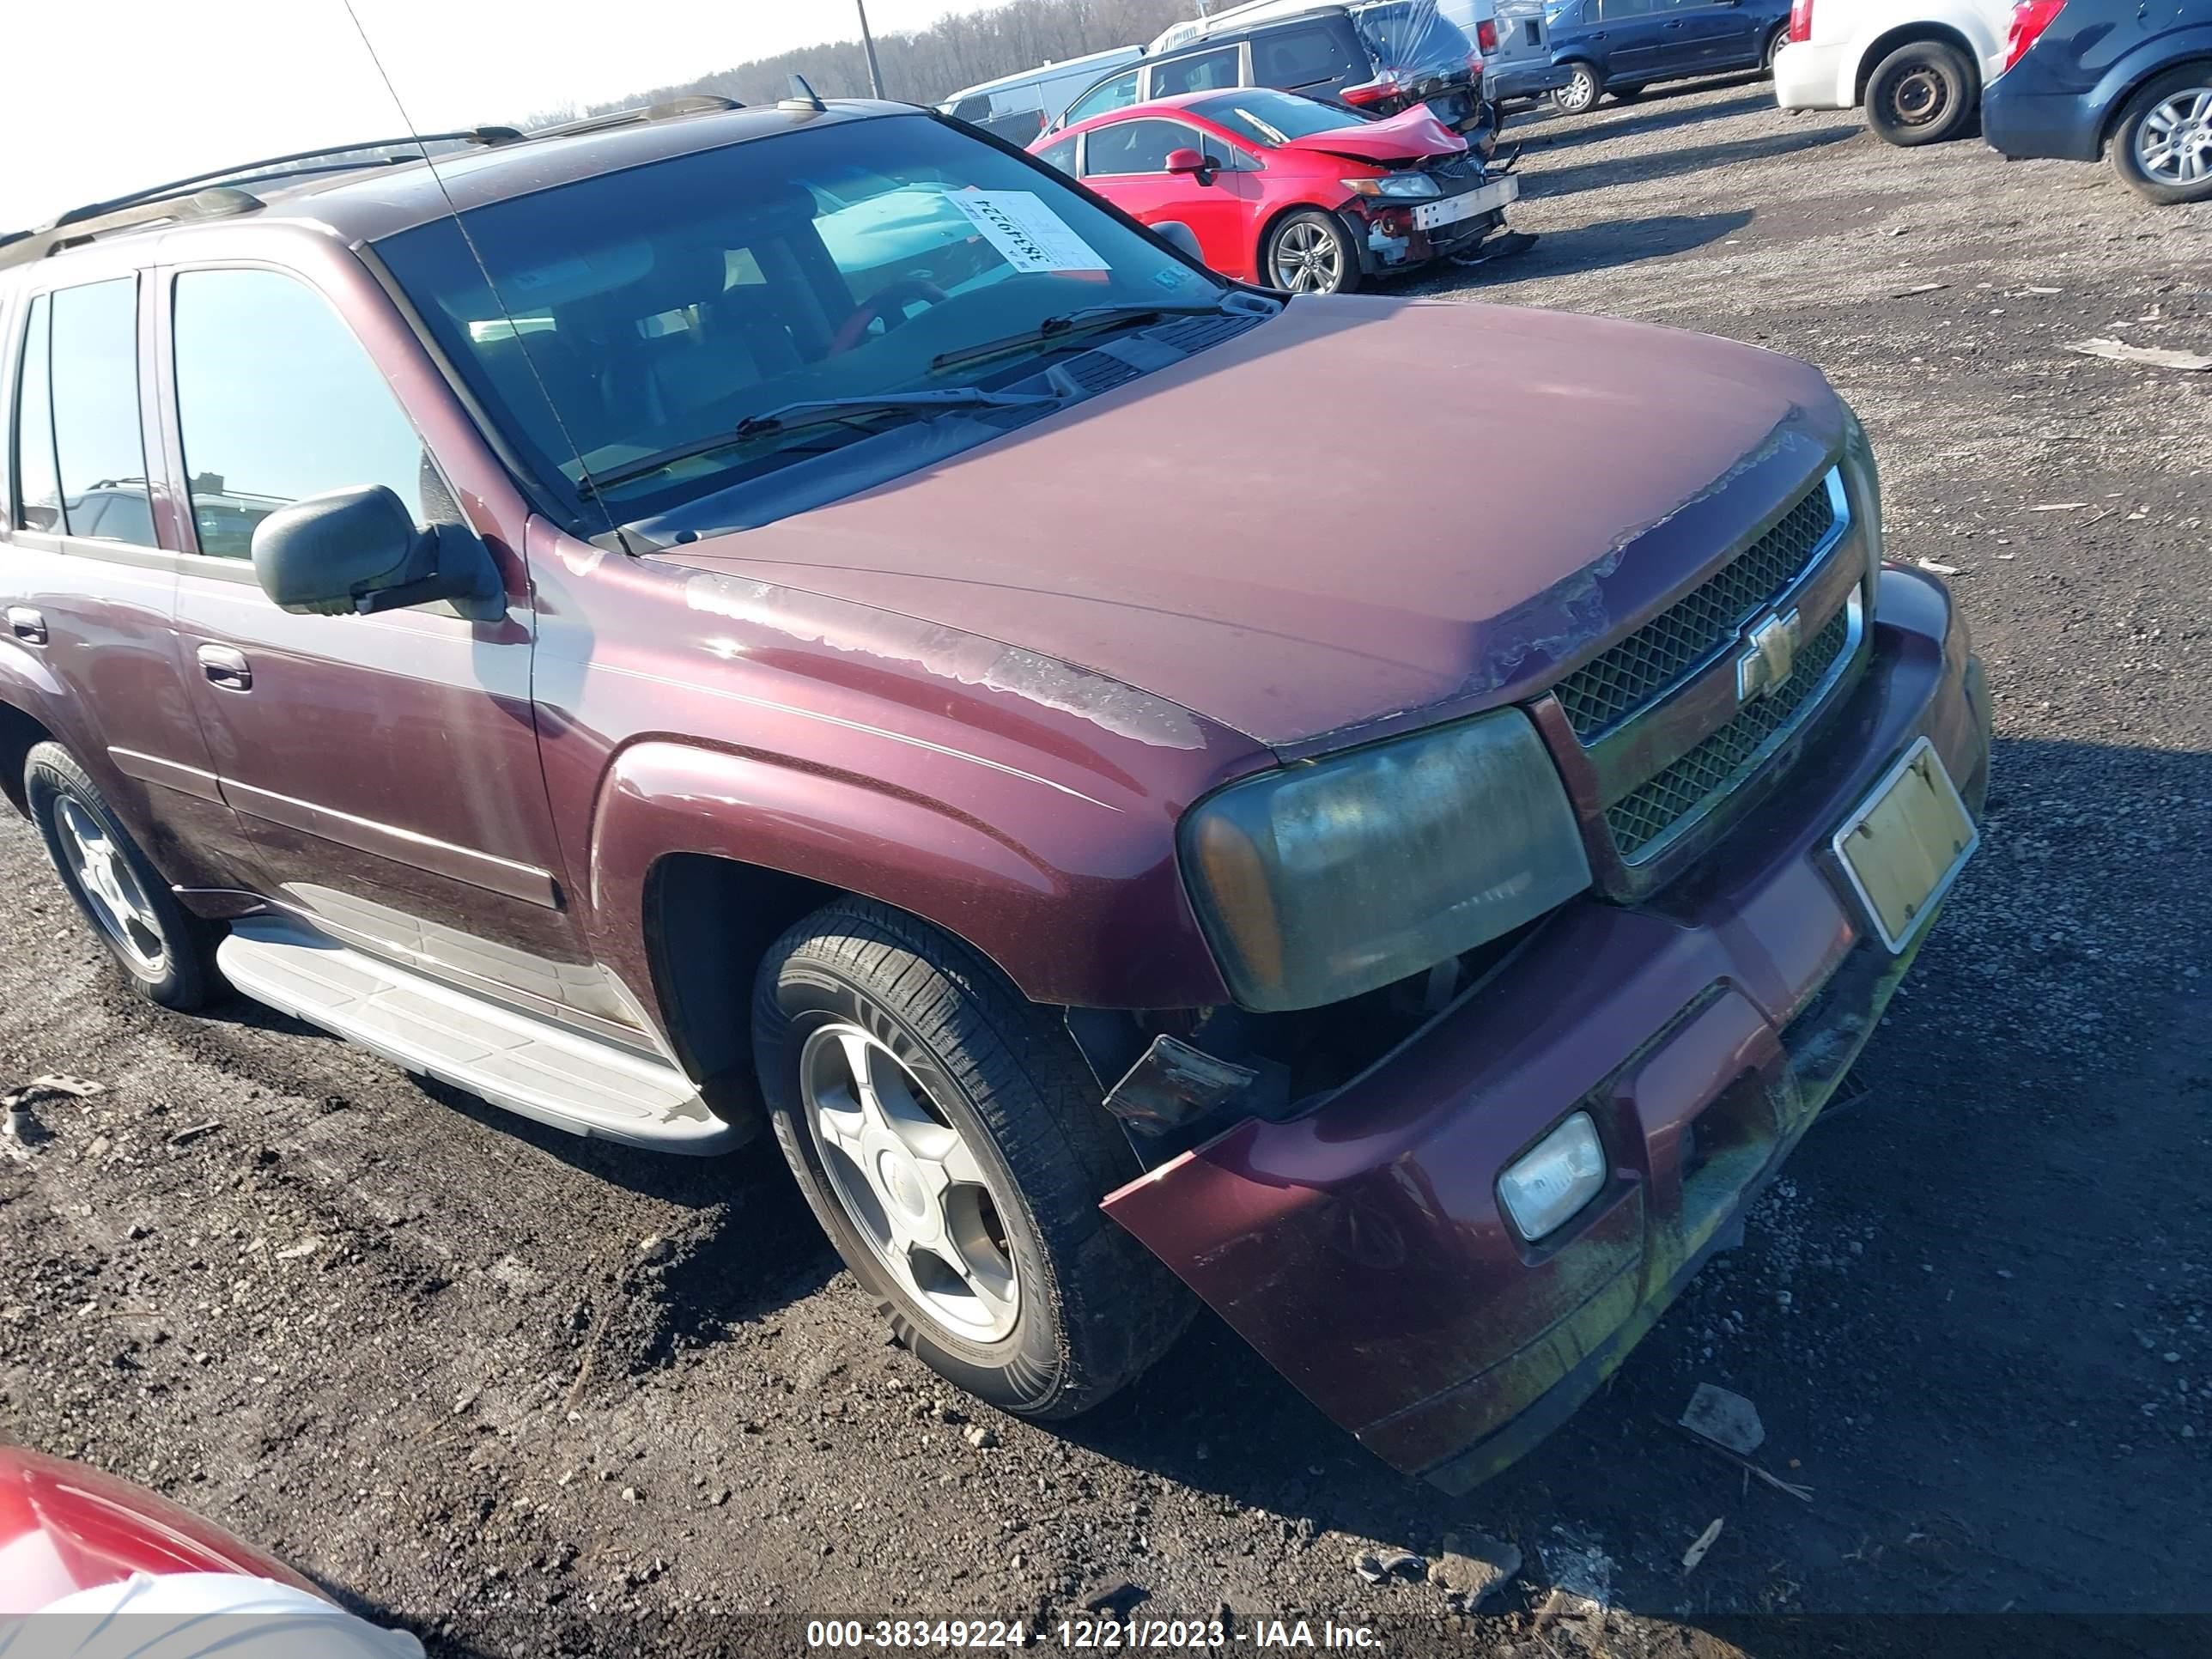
[543,0,1197,123]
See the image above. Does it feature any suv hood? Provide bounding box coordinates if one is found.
[658,296,1844,756]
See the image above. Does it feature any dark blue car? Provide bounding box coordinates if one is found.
[1983,0,2212,204]
[1540,0,1792,113]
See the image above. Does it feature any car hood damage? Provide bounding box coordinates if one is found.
[1277,105,1467,164]
[653,295,1844,757]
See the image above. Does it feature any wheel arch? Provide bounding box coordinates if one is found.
[0,697,56,819]
[2095,45,2212,154]
[1855,22,1981,103]
[1253,198,1361,287]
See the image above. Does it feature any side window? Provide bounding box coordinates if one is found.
[1150,46,1243,97]
[1253,24,1362,87]
[172,269,434,561]
[1597,0,1654,18]
[48,279,157,547]
[1034,136,1080,176]
[1083,118,1200,177]
[1061,70,1139,126]
[12,295,63,532]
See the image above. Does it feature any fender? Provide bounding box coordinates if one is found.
[583,738,1236,1017]
[0,638,72,810]
[2095,31,2212,147]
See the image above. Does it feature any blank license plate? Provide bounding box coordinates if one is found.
[1830,737,1978,952]
[1414,175,1519,232]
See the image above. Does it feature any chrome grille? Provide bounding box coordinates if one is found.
[1605,604,1854,860]
[1554,481,1841,741]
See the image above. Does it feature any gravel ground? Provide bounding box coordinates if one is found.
[3,75,2209,1657]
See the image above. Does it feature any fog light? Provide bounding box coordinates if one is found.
[1498,1111,1606,1241]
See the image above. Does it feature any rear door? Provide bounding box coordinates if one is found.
[1661,0,1760,69]
[1589,0,1670,78]
[160,261,606,1023]
[0,270,242,889]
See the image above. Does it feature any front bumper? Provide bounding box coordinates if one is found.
[1103,566,1991,1490]
[1350,174,1520,274]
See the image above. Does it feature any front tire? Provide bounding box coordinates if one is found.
[2108,64,2212,204]
[1553,62,1600,114]
[753,898,1193,1420]
[1264,209,1360,295]
[1864,39,1977,147]
[25,743,220,1011]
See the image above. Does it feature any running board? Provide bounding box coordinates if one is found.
[216,917,735,1153]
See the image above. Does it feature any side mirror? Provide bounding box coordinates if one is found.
[249,484,502,622]
[1151,220,1206,263]
[1165,147,1218,183]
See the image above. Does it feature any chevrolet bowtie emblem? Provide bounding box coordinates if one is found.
[1735,608,1801,704]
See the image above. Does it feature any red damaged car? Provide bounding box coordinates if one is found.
[1031,87,1521,292]
[0,96,1986,1492]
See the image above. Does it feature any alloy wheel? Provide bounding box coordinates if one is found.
[1556,67,1596,113]
[800,1022,1020,1342]
[55,798,167,975]
[1271,222,1345,295]
[2136,87,2212,185]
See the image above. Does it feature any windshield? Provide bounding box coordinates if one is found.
[376,112,1223,522]
[1192,89,1370,147]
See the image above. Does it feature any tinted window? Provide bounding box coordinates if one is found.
[173,270,434,560]
[1595,0,1652,17]
[1253,22,1364,87]
[12,295,62,532]
[1034,136,1080,175]
[1062,70,1139,125]
[1083,118,1200,175]
[48,280,155,546]
[1195,88,1365,145]
[1150,46,1242,96]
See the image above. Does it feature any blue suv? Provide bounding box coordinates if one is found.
[1983,0,2212,204]
[1541,0,1792,113]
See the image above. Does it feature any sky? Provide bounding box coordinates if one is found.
[0,0,1009,228]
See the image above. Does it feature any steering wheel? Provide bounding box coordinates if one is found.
[828,276,951,356]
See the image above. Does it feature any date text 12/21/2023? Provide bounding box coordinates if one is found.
[804,1618,1383,1649]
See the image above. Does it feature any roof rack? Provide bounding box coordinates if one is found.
[0,128,522,273]
[529,94,744,141]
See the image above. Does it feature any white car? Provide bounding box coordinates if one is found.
[1772,0,2015,146]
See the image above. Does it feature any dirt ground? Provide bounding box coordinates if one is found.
[3,74,2209,1658]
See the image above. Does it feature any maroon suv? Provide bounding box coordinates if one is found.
[0,95,1989,1490]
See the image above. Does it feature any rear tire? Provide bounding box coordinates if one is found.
[2107,64,2212,204]
[1864,39,1977,147]
[753,897,1194,1421]
[1263,209,1361,295]
[1764,27,1788,70]
[25,743,220,1011]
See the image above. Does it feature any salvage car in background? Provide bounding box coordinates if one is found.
[1982,0,2212,202]
[0,95,1989,1492]
[1054,2,1493,139]
[937,46,1146,144]
[1487,0,1577,103]
[1546,0,1794,112]
[1033,88,1517,291]
[1772,0,2014,144]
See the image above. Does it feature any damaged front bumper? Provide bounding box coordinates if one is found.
[1352,173,1521,274]
[1103,565,1991,1491]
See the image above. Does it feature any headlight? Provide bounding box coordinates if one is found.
[1180,710,1591,1012]
[1839,403,1885,574]
[1342,174,1443,199]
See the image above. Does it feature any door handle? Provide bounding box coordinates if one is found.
[6,607,47,646]
[1662,19,1686,26]
[197,643,252,692]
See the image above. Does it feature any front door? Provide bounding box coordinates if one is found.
[1079,118,1259,274]
[1589,0,1672,80]
[159,263,605,1024]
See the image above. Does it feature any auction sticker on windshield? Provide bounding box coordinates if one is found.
[945,191,1109,272]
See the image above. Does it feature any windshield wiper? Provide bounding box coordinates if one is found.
[928,301,1237,374]
[578,387,1057,497]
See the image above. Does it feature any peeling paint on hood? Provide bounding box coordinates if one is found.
[653,296,1847,757]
